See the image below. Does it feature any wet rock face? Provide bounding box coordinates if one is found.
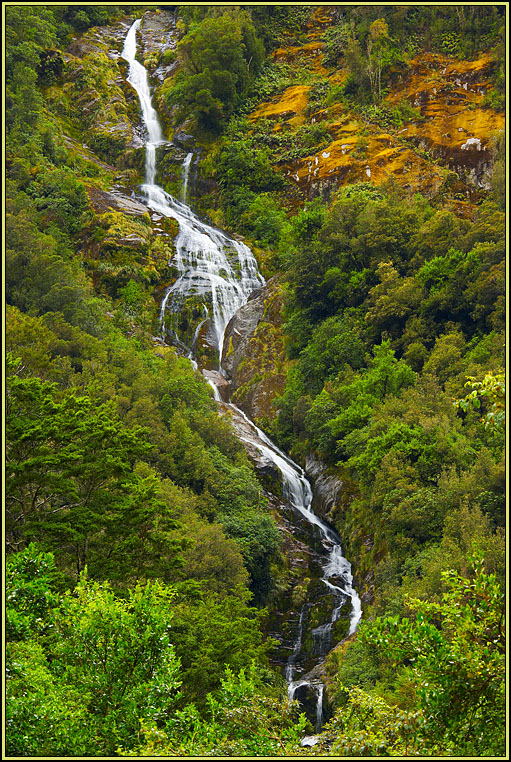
[294,682,322,728]
[139,10,176,55]
[64,22,139,163]
[63,12,179,167]
[86,186,150,216]
[220,404,283,490]
[202,370,229,401]
[306,454,344,525]
[222,279,289,423]
[140,10,178,84]
[67,19,131,60]
[173,131,196,150]
[221,403,353,682]
[305,454,376,604]
[222,288,266,377]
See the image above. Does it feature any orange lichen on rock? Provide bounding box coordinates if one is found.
[249,11,500,204]
[272,5,334,71]
[443,52,494,77]
[250,85,311,127]
[386,52,504,185]
[366,146,445,194]
[273,40,327,73]
[326,116,361,141]
[282,132,446,200]
[307,5,338,39]
[403,106,503,153]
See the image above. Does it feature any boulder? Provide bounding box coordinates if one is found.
[172,130,196,150]
[86,186,150,216]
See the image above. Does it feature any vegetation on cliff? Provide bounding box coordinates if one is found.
[4,4,506,757]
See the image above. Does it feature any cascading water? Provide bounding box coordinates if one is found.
[121,18,362,728]
[123,19,263,361]
[181,152,193,203]
[230,405,362,728]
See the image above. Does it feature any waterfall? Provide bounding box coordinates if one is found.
[123,19,163,187]
[122,21,264,360]
[181,152,193,203]
[121,18,362,728]
[285,603,308,684]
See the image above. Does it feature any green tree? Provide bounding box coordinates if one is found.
[5,6,57,138]
[122,664,305,757]
[319,686,423,756]
[366,19,390,103]
[48,575,181,754]
[6,549,182,757]
[360,556,506,755]
[455,372,505,430]
[167,585,271,709]
[6,640,93,757]
[298,314,366,394]
[5,357,184,581]
[167,9,264,131]
[365,261,424,343]
[6,543,60,641]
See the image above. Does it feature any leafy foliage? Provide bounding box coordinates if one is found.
[6,548,281,757]
[455,372,505,429]
[122,664,306,757]
[164,8,264,132]
[360,557,506,755]
[6,558,182,756]
[5,356,184,581]
[320,558,505,756]
[4,3,507,757]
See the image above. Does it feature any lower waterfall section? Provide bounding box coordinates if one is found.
[221,401,362,728]
[122,17,362,729]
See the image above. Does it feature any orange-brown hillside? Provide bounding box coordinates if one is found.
[248,6,503,211]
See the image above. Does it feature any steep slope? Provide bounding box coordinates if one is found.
[247,7,503,210]
[5,5,506,756]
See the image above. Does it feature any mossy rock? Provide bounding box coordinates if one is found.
[97,209,152,246]
[291,578,311,608]
[156,147,189,197]
[118,146,146,175]
[162,294,220,368]
[65,52,134,164]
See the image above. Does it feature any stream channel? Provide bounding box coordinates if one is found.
[122,18,362,732]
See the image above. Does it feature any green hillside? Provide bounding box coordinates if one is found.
[4,4,506,757]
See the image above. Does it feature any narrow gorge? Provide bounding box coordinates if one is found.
[122,17,362,729]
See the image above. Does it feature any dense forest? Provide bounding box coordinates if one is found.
[4,4,506,758]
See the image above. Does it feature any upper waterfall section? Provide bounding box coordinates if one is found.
[122,18,163,185]
[121,18,265,365]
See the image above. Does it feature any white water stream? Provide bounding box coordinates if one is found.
[124,19,264,359]
[181,151,193,203]
[122,18,362,729]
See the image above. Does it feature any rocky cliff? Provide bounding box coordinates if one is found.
[247,6,503,212]
[221,277,290,425]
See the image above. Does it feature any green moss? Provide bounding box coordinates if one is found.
[98,210,152,242]
[291,577,311,608]
[225,336,235,358]
[65,52,133,163]
[332,614,350,643]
